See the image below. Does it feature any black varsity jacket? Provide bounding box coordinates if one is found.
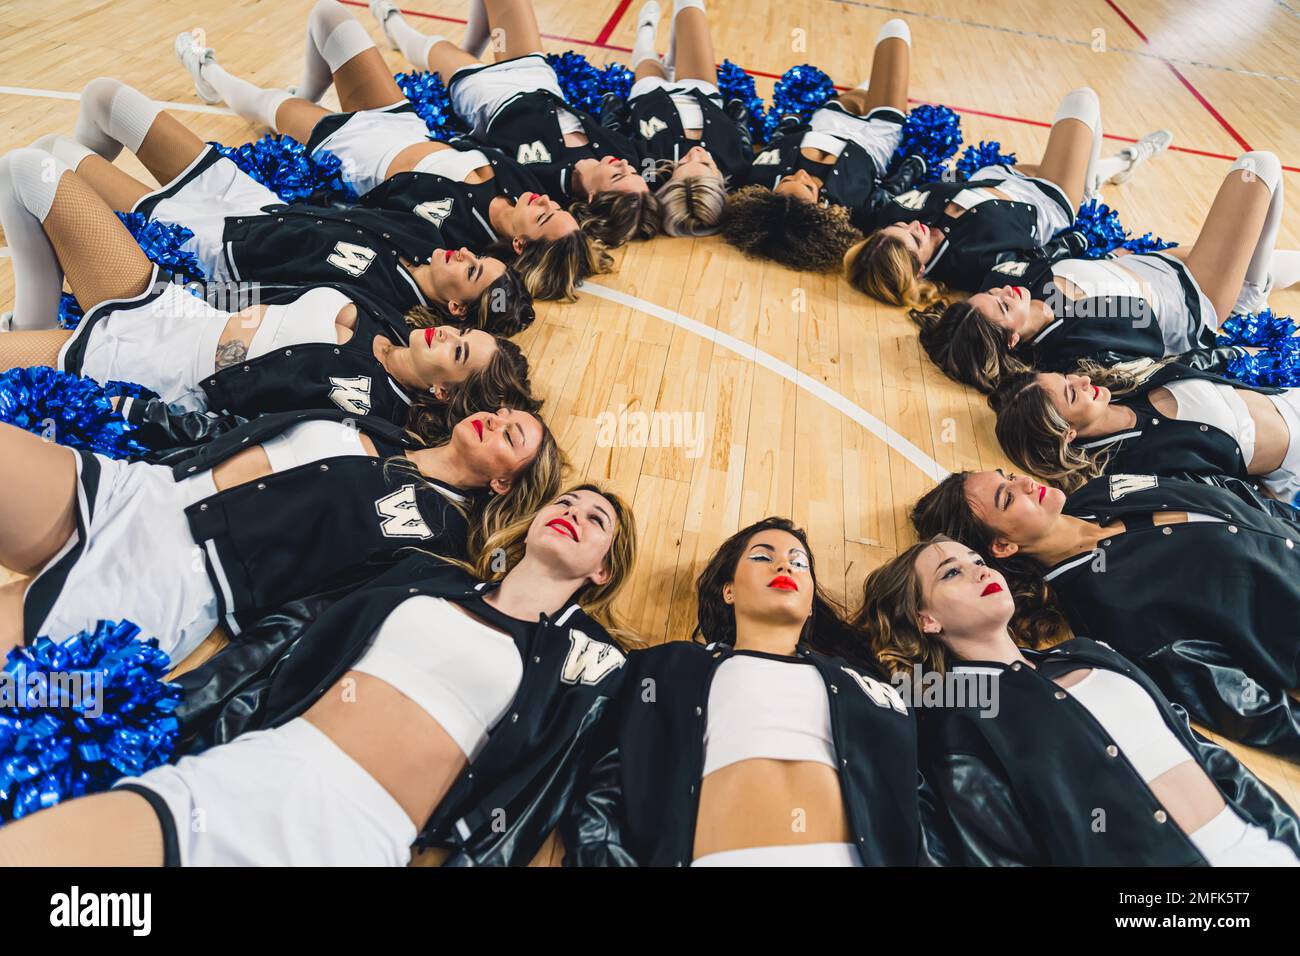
[172,554,628,867]
[616,85,752,181]
[561,639,948,867]
[1043,473,1300,758]
[921,637,1300,865]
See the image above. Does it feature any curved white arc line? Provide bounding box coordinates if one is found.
[579,281,950,481]
[0,85,236,115]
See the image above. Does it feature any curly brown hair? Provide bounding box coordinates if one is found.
[718,186,863,272]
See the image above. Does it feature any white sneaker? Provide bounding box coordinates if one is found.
[0,311,13,333]
[1108,129,1173,184]
[1232,273,1274,317]
[369,0,401,51]
[637,0,662,33]
[174,31,221,105]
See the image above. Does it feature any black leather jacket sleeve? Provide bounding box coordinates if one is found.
[560,701,636,867]
[1140,641,1300,760]
[916,770,953,866]
[1171,345,1250,376]
[929,751,1039,866]
[1182,702,1300,853]
[124,397,247,457]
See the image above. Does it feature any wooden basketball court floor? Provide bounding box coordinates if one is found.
[3,0,1300,840]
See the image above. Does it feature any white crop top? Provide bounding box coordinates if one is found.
[669,92,705,131]
[1050,257,1144,299]
[702,655,836,776]
[247,287,353,359]
[800,130,848,159]
[258,419,369,473]
[1164,378,1257,464]
[413,147,492,183]
[557,107,584,136]
[1064,668,1194,782]
[352,595,523,760]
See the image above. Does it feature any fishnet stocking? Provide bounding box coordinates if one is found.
[43,172,154,312]
[0,329,73,373]
[0,789,164,866]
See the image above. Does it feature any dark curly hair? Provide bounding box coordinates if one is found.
[693,516,876,672]
[909,299,1029,394]
[718,186,864,271]
[571,190,662,247]
[909,473,1070,648]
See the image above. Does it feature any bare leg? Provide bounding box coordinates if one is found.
[671,7,717,83]
[862,23,910,113]
[75,80,208,189]
[1034,88,1101,211]
[0,789,164,866]
[426,39,484,78]
[1185,156,1280,322]
[133,113,211,191]
[0,422,81,578]
[273,98,333,146]
[483,0,544,59]
[332,47,406,113]
[0,579,26,657]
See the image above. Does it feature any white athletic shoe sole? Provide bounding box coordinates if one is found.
[174,31,221,105]
[1232,273,1274,317]
[370,0,401,51]
[0,312,14,333]
[636,0,663,33]
[1108,129,1174,185]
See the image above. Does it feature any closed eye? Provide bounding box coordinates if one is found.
[941,567,961,580]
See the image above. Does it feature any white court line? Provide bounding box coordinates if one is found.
[0,271,951,482]
[0,85,236,115]
[580,281,950,482]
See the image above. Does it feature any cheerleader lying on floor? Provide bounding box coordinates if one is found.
[174,0,611,301]
[0,486,635,866]
[861,536,1300,866]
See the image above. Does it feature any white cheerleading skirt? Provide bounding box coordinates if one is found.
[448,53,567,137]
[1187,805,1300,867]
[1116,251,1219,348]
[808,102,906,178]
[22,452,219,663]
[58,280,227,412]
[115,717,416,866]
[308,101,433,197]
[691,842,864,867]
[132,146,281,285]
[970,163,1076,244]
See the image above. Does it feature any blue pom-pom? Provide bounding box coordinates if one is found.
[1217,308,1298,348]
[955,140,1016,181]
[114,212,207,284]
[101,379,160,403]
[545,51,605,117]
[210,134,357,204]
[394,70,468,142]
[890,104,962,182]
[1224,340,1300,387]
[1062,198,1178,259]
[715,60,767,143]
[598,61,633,105]
[763,64,836,142]
[0,366,147,459]
[0,620,181,822]
[57,293,85,331]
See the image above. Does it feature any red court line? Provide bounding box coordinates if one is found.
[595,0,635,46]
[1102,0,1253,152]
[343,1,1298,171]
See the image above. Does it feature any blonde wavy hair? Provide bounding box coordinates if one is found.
[655,171,727,237]
[844,231,945,310]
[454,481,641,646]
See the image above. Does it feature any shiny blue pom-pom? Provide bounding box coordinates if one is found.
[715,60,767,143]
[598,61,633,105]
[114,212,207,284]
[955,140,1016,181]
[57,293,85,331]
[210,134,357,204]
[546,51,605,117]
[891,104,962,182]
[0,620,181,823]
[395,70,468,142]
[0,366,147,459]
[1217,308,1298,348]
[1062,198,1178,259]
[763,64,836,142]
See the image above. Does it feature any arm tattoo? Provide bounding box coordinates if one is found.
[214,339,249,370]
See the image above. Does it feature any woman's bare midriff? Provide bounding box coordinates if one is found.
[211,432,380,491]
[692,759,850,860]
[1148,386,1289,475]
[1052,668,1225,835]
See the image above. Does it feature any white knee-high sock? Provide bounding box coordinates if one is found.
[1232,151,1284,287]
[203,63,293,130]
[385,10,442,69]
[1053,87,1102,191]
[37,135,96,172]
[297,0,377,102]
[73,78,162,162]
[463,0,491,58]
[632,1,662,70]
[0,149,69,331]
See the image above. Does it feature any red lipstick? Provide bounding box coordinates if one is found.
[981,582,1003,596]
[547,518,578,541]
[424,327,436,347]
[1093,385,1100,400]
[471,418,484,441]
[444,249,454,263]
[1038,485,1046,503]
[768,575,798,591]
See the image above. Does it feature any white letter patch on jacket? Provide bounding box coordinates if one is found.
[840,666,908,714]
[560,630,626,685]
[992,260,1029,277]
[752,148,780,166]
[639,117,668,139]
[1108,474,1159,500]
[413,198,455,228]
[375,484,434,539]
[326,241,377,277]
[516,141,553,164]
[892,189,926,211]
[327,375,373,415]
